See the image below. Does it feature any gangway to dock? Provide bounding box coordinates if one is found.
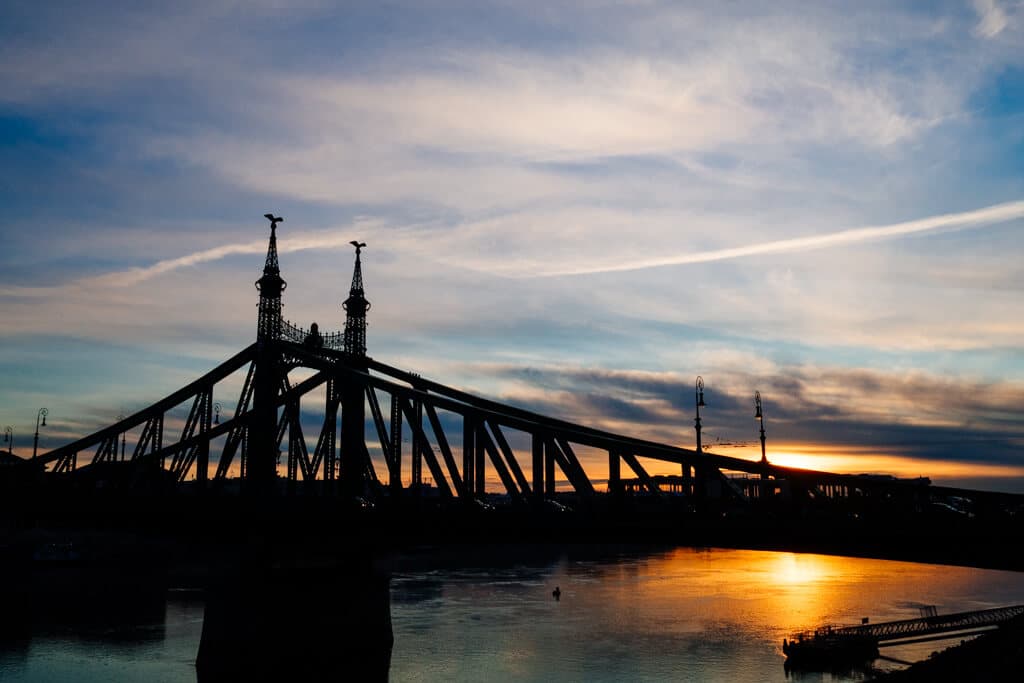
[842,604,1024,644]
[783,604,1024,666]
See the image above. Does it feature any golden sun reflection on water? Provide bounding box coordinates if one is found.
[763,553,860,635]
[639,549,860,637]
[773,552,831,585]
[390,545,1024,682]
[622,547,1024,641]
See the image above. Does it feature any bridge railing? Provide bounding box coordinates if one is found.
[823,604,1024,641]
[280,318,344,351]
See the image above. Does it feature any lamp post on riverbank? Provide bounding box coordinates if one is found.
[3,426,11,454]
[33,407,48,459]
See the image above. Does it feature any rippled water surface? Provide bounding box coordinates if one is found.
[388,546,1024,682]
[0,593,204,682]
[2,547,1022,681]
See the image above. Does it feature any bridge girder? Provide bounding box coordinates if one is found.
[24,339,956,509]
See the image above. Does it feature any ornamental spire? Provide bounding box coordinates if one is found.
[342,241,370,357]
[256,213,287,341]
[262,213,282,274]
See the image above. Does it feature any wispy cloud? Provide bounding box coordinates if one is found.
[469,359,1024,473]
[973,0,1009,38]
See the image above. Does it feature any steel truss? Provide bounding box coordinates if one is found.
[17,216,1024,515]
[30,338,964,506]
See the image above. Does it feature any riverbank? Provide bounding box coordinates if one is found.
[870,617,1024,681]
[4,487,1024,575]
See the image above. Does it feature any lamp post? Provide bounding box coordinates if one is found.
[117,413,127,461]
[214,402,222,425]
[754,391,767,464]
[687,376,707,496]
[3,426,12,454]
[694,376,706,454]
[33,407,48,459]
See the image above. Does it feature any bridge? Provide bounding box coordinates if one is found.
[3,214,1024,531]
[4,214,1024,679]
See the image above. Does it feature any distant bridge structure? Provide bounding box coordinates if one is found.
[8,215,1021,515]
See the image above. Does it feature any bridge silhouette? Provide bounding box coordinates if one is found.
[8,214,1024,520]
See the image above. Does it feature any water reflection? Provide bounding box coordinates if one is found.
[390,546,1024,682]
[2,547,1022,682]
[0,593,204,683]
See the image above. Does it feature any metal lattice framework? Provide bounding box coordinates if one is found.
[256,215,286,343]
[342,242,369,358]
[27,335,969,506]
[281,318,344,350]
[795,604,1024,646]
[23,213,1022,509]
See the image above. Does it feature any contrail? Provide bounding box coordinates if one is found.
[0,223,386,297]
[114,199,1021,283]
[3,201,1022,296]
[86,231,365,288]
[536,199,1024,277]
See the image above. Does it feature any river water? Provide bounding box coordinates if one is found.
[2,546,1022,681]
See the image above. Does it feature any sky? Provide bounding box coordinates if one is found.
[1,0,1023,491]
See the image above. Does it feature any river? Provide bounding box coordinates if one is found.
[2,546,1022,681]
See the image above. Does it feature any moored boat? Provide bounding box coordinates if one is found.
[783,625,879,668]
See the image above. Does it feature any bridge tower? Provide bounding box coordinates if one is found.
[256,214,286,342]
[342,241,369,356]
[250,214,287,492]
[340,241,371,496]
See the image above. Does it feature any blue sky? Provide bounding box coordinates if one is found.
[1,0,1023,490]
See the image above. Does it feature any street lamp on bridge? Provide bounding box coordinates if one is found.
[214,402,222,425]
[3,426,11,454]
[117,413,127,461]
[33,407,48,459]
[754,391,767,465]
[695,376,706,454]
